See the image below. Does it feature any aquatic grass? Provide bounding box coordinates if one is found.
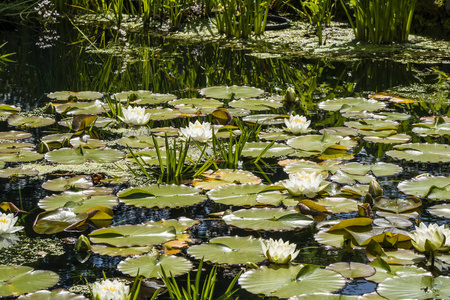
[340,0,417,44]
[295,0,336,45]
[0,42,15,71]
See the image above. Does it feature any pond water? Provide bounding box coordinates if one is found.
[1,16,450,300]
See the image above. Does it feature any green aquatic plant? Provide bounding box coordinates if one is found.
[0,42,15,72]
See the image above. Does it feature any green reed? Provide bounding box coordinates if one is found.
[341,0,417,44]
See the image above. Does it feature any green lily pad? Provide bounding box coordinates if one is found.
[366,247,425,265]
[17,289,88,300]
[377,275,450,300]
[89,225,176,247]
[90,245,153,257]
[118,253,192,278]
[242,114,285,125]
[325,262,376,279]
[113,91,176,105]
[372,216,412,229]
[344,119,399,131]
[0,131,32,140]
[223,208,313,231]
[367,258,431,284]
[47,91,103,102]
[0,167,38,178]
[55,100,106,115]
[290,294,358,300]
[363,134,411,144]
[0,151,44,162]
[339,184,369,198]
[412,116,450,136]
[145,108,181,120]
[118,185,206,209]
[192,169,262,190]
[427,203,450,218]
[38,192,118,213]
[287,133,357,153]
[45,147,125,164]
[0,104,21,116]
[284,160,340,177]
[314,197,359,214]
[397,175,450,200]
[0,142,34,153]
[69,137,106,149]
[320,127,359,137]
[168,98,223,108]
[0,266,59,297]
[188,236,266,265]
[241,142,294,158]
[7,115,55,128]
[145,218,199,234]
[229,99,283,111]
[259,131,296,141]
[318,98,385,112]
[239,265,346,298]
[199,86,264,99]
[41,176,93,192]
[117,136,165,148]
[387,143,450,163]
[330,170,375,184]
[374,197,422,213]
[207,184,286,206]
[339,162,403,177]
[33,208,90,234]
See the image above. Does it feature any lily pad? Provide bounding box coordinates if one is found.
[318,98,385,112]
[145,108,181,120]
[374,197,422,213]
[55,100,106,115]
[0,131,32,140]
[325,262,376,279]
[38,192,118,213]
[168,98,223,108]
[287,134,357,153]
[199,86,264,99]
[0,266,59,297]
[242,114,286,125]
[330,170,375,184]
[41,176,93,192]
[241,142,294,158]
[192,169,262,190]
[113,91,176,105]
[17,289,88,300]
[0,104,21,116]
[118,185,206,209]
[386,143,450,163]
[259,131,297,141]
[0,167,39,178]
[45,147,125,164]
[89,225,176,247]
[188,236,266,265]
[412,117,450,136]
[239,265,346,298]
[427,204,450,218]
[344,119,399,131]
[363,134,411,144]
[118,253,192,278]
[0,151,44,163]
[314,197,359,214]
[207,184,286,206]
[229,99,283,111]
[90,245,153,257]
[397,175,450,200]
[320,127,359,137]
[223,208,313,231]
[7,115,55,128]
[284,160,340,176]
[377,275,450,300]
[47,91,103,102]
[0,142,34,153]
[117,136,164,148]
[339,162,403,177]
[33,208,91,234]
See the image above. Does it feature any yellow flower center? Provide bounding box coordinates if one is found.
[0,218,7,224]
[293,119,304,123]
[194,125,203,129]
[298,175,311,180]
[103,286,116,292]
[132,109,142,116]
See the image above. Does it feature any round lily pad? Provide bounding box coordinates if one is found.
[339,162,403,177]
[47,91,103,102]
[45,147,125,164]
[325,262,376,279]
[363,134,411,144]
[145,108,181,120]
[199,86,264,99]
[113,91,176,105]
[397,175,450,200]
[427,204,450,218]
[168,98,223,108]
[188,236,266,265]
[0,266,59,297]
[241,142,294,158]
[330,170,375,184]
[7,115,55,128]
[377,275,450,300]
[0,104,21,116]
[318,98,386,112]
[242,114,285,125]
[259,131,296,141]
[38,192,118,213]
[90,245,153,257]
[223,208,313,231]
[207,184,286,206]
[239,265,346,298]
[118,185,207,209]
[0,151,44,163]
[0,131,32,140]
[386,143,450,163]
[192,169,261,190]
[0,167,39,178]
[17,289,88,300]
[89,225,176,247]
[344,119,399,131]
[320,127,359,137]
[118,253,192,278]
[284,160,340,176]
[0,142,34,153]
[314,197,359,214]
[41,175,93,192]
[55,100,106,115]
[287,134,357,153]
[229,99,283,111]
[374,197,422,213]
[117,136,164,148]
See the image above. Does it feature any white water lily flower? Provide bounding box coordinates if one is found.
[119,106,151,126]
[408,223,450,253]
[92,279,130,300]
[180,120,214,142]
[282,171,327,198]
[261,238,299,264]
[284,114,311,134]
[0,233,20,249]
[0,212,23,234]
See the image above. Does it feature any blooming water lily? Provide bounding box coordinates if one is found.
[261,238,299,264]
[0,212,23,234]
[284,114,311,134]
[408,222,450,253]
[282,171,327,198]
[119,106,151,126]
[92,279,130,300]
[180,120,214,142]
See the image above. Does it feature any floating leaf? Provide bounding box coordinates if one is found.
[33,208,89,234]
[387,143,450,163]
[284,160,340,176]
[241,142,294,158]
[207,184,286,206]
[325,262,376,279]
[89,225,176,247]
[17,289,88,300]
[0,104,21,116]
[318,98,385,112]
[118,253,192,278]
[314,197,359,214]
[113,91,176,105]
[90,245,152,257]
[363,134,411,144]
[239,265,346,298]
[117,136,164,148]
[0,151,44,163]
[223,208,313,231]
[229,99,283,111]
[344,119,399,132]
[169,98,223,109]
[199,86,264,99]
[0,167,38,178]
[45,147,125,164]
[330,170,375,184]
[377,275,450,300]
[427,203,450,218]
[327,218,373,232]
[55,100,106,115]
[7,115,55,128]
[188,236,266,265]
[320,127,359,137]
[118,185,206,209]
[397,175,450,200]
[287,134,357,153]
[0,266,59,297]
[193,169,261,190]
[0,142,34,153]
[47,91,103,102]
[0,131,32,140]
[374,197,421,213]
[243,114,285,125]
[339,162,403,177]
[145,108,181,120]
[41,175,93,192]
[38,192,118,213]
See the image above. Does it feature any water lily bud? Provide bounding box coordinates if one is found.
[75,234,91,252]
[369,180,383,197]
[38,141,51,154]
[44,103,56,114]
[284,87,296,102]
[61,137,71,148]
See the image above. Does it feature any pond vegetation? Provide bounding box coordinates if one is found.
[0,0,450,299]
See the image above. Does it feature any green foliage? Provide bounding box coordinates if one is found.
[0,42,15,71]
[159,260,241,300]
